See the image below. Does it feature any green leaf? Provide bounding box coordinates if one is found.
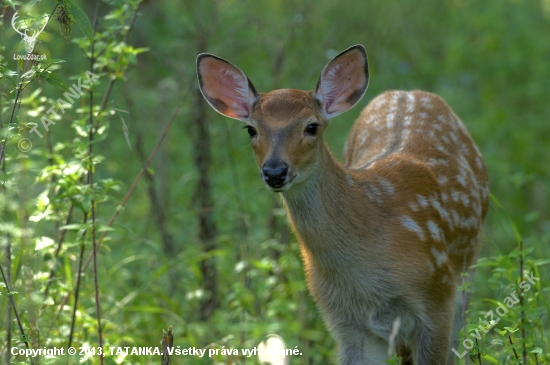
[533,259,550,266]
[35,236,55,251]
[125,306,168,314]
[27,0,41,8]
[21,69,36,79]
[68,3,94,40]
[45,72,68,91]
[59,223,85,231]
[5,0,16,9]
[48,59,66,64]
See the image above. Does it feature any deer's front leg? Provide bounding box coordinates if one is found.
[413,311,454,365]
[332,324,388,365]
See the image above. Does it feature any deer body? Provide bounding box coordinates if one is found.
[197,46,488,365]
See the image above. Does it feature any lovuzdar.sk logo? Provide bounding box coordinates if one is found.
[12,9,49,61]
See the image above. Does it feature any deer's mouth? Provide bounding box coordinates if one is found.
[262,171,297,192]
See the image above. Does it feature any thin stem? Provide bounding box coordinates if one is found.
[462,256,468,365]
[68,237,86,348]
[43,204,74,298]
[49,289,71,336]
[0,85,23,175]
[519,240,527,364]
[88,2,104,363]
[160,326,174,365]
[3,235,12,365]
[0,262,35,365]
[509,335,519,360]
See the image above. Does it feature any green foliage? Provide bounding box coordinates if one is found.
[0,0,549,364]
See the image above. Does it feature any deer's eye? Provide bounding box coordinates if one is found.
[245,126,257,137]
[305,123,319,136]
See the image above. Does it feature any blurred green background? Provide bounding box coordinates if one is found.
[1,0,549,363]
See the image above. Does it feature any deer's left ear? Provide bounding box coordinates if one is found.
[314,45,369,119]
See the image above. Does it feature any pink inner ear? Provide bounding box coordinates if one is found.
[318,49,367,117]
[323,63,355,113]
[199,57,252,120]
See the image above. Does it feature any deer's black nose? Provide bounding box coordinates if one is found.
[262,161,288,189]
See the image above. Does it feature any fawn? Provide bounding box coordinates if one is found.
[196,45,488,364]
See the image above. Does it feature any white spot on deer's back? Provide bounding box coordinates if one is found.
[428,158,449,167]
[481,184,489,200]
[400,215,425,241]
[427,260,435,275]
[460,216,478,229]
[437,176,448,185]
[427,220,442,241]
[407,93,416,113]
[450,132,458,143]
[460,194,470,206]
[475,156,483,169]
[458,154,471,168]
[452,210,460,225]
[377,177,395,196]
[451,190,460,202]
[417,195,428,208]
[429,197,453,228]
[471,188,480,201]
[374,97,387,108]
[436,144,449,154]
[420,98,433,110]
[430,247,448,266]
[363,183,382,204]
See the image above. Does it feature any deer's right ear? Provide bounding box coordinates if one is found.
[197,54,259,122]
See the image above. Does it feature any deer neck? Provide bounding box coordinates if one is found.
[281,142,378,253]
